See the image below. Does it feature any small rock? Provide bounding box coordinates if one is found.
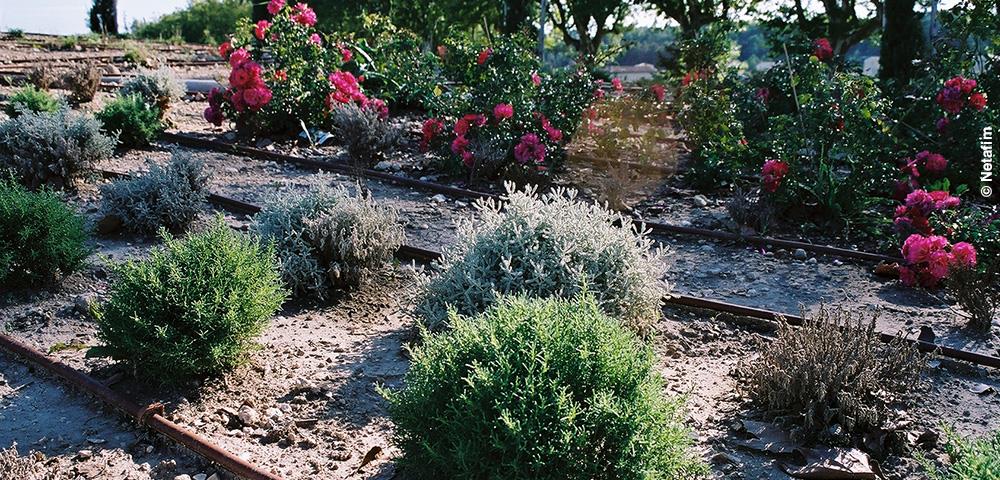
[793,248,808,260]
[255,138,273,148]
[194,474,208,480]
[806,257,817,265]
[102,64,121,75]
[265,407,283,420]
[692,195,709,207]
[431,194,447,203]
[77,449,93,460]
[374,161,401,172]
[75,294,97,315]
[238,406,260,427]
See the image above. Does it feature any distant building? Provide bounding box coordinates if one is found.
[607,63,658,83]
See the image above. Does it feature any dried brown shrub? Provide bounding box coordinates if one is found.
[64,64,102,103]
[726,186,775,234]
[738,307,926,440]
[947,264,999,332]
[25,66,56,90]
[0,444,45,480]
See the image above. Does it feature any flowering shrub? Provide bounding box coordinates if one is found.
[812,38,833,61]
[206,1,384,135]
[936,76,987,115]
[760,159,789,192]
[899,234,976,288]
[425,35,596,183]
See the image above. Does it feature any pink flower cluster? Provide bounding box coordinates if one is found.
[936,76,987,115]
[813,38,833,61]
[493,103,513,121]
[761,159,789,193]
[894,151,949,200]
[451,114,487,167]
[538,114,563,142]
[611,78,623,92]
[893,189,960,235]
[899,234,977,288]
[205,48,273,124]
[292,3,317,26]
[650,84,666,102]
[514,133,546,166]
[326,71,365,106]
[477,48,492,65]
[420,118,443,152]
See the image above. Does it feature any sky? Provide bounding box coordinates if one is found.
[0,0,189,35]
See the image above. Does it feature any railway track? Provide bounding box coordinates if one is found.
[161,131,902,264]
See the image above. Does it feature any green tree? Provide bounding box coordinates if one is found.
[89,0,118,35]
[647,0,749,39]
[549,0,633,60]
[762,0,883,56]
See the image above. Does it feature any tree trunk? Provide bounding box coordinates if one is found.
[880,0,922,81]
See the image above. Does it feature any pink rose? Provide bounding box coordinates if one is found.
[493,103,513,120]
[266,0,285,15]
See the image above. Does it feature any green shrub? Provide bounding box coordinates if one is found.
[416,184,666,333]
[252,186,404,297]
[737,307,926,441]
[119,68,184,115]
[0,109,116,189]
[0,178,90,288]
[96,94,164,148]
[4,86,60,118]
[91,217,286,383]
[384,294,705,480]
[922,428,1000,480]
[98,152,209,234]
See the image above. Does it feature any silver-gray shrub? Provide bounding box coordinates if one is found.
[99,152,209,234]
[416,183,667,333]
[0,108,115,189]
[252,185,405,297]
[119,68,184,114]
[329,103,400,167]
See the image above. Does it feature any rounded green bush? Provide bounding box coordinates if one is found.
[92,217,287,383]
[0,178,91,287]
[95,94,163,148]
[4,86,60,118]
[384,294,705,480]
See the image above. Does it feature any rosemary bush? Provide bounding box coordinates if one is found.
[96,94,163,148]
[416,184,666,333]
[252,185,404,297]
[384,294,705,480]
[4,86,60,118]
[0,178,90,287]
[99,152,209,234]
[91,217,286,383]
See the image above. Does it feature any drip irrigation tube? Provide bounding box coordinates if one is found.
[160,132,903,264]
[0,334,284,480]
[113,183,990,371]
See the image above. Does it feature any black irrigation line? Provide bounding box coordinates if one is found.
[161,131,903,264]
[94,170,998,371]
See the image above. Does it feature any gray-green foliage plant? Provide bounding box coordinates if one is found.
[738,307,926,440]
[119,68,184,115]
[921,427,1000,480]
[95,94,163,148]
[329,103,400,167]
[416,183,667,333]
[383,294,706,480]
[0,108,115,189]
[0,178,91,287]
[99,152,209,234]
[91,217,286,384]
[4,86,60,118]
[252,185,404,297]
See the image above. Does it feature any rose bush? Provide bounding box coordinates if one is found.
[205,1,385,135]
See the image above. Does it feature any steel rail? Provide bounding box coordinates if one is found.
[105,182,988,371]
[160,131,902,264]
[0,334,284,480]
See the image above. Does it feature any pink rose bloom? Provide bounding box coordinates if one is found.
[477,48,492,65]
[273,69,287,81]
[927,250,953,280]
[218,41,232,58]
[203,106,224,126]
[761,159,789,193]
[243,86,272,110]
[651,84,665,102]
[420,118,444,152]
[309,33,322,45]
[254,20,270,41]
[514,133,546,165]
[531,71,542,86]
[935,117,949,134]
[493,103,513,120]
[920,151,948,174]
[340,45,353,63]
[929,190,960,210]
[904,189,935,215]
[461,150,475,167]
[266,0,285,15]
[228,48,250,67]
[951,242,978,268]
[898,266,917,286]
[293,3,317,26]
[611,78,623,91]
[813,38,833,61]
[451,135,469,155]
[970,92,987,111]
[539,115,562,142]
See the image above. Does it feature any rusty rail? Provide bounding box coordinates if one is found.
[0,334,283,480]
[159,132,902,264]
